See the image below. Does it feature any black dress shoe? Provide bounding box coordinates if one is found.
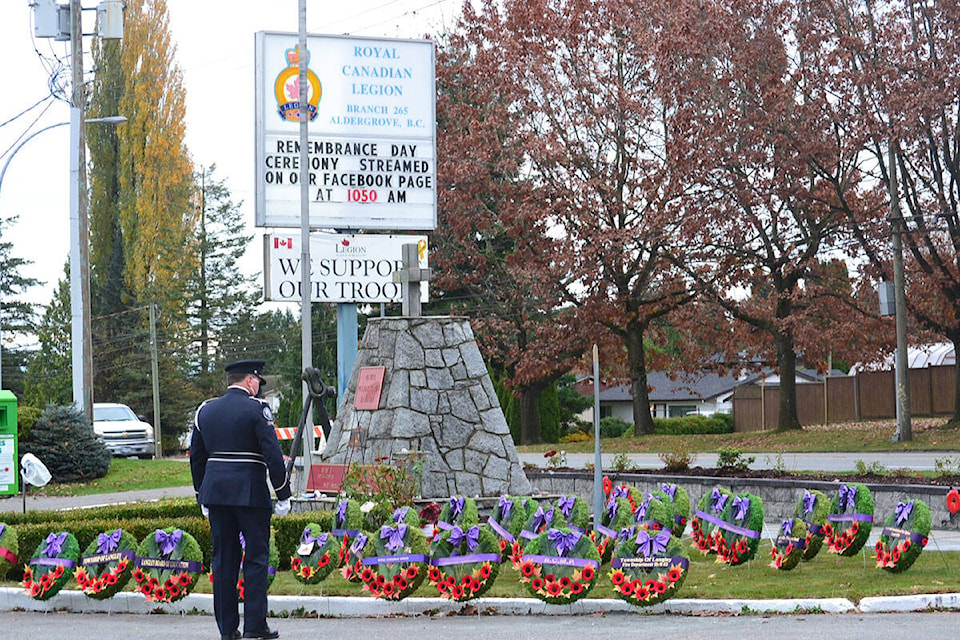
[220,631,241,640]
[242,628,279,640]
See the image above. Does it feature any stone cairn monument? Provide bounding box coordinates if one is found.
[320,245,532,498]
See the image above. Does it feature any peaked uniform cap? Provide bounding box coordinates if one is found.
[224,359,267,382]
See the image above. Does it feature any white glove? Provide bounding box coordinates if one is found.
[200,504,209,518]
[274,499,291,516]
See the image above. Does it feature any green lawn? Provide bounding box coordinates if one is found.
[27,457,193,497]
[520,418,960,456]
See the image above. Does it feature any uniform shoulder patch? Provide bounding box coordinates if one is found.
[262,405,274,422]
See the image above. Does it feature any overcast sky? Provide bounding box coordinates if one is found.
[0,0,463,322]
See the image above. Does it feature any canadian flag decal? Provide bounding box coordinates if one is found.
[274,237,293,249]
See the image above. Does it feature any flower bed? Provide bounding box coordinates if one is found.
[357,521,429,600]
[826,483,874,557]
[0,523,18,578]
[875,499,930,573]
[769,518,807,571]
[658,482,691,539]
[517,527,601,604]
[610,527,688,607]
[427,524,501,601]
[132,528,203,603]
[794,489,829,561]
[75,528,137,599]
[23,531,78,600]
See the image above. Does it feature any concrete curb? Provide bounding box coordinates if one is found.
[4,588,958,616]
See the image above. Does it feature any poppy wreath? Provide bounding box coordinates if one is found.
[551,494,591,531]
[875,498,931,573]
[594,496,635,563]
[769,518,807,571]
[518,526,601,604]
[339,529,372,584]
[633,490,676,532]
[610,526,688,607]
[427,524,501,602]
[23,531,78,601]
[331,498,364,569]
[794,489,830,561]
[357,521,429,600]
[0,523,18,579]
[659,483,691,539]
[133,528,203,603]
[75,528,137,600]
[515,502,557,568]
[485,495,530,562]
[825,483,874,557]
[691,486,733,555]
[605,480,644,513]
[231,531,279,601]
[715,493,764,566]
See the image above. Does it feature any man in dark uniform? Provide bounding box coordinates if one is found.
[190,359,291,640]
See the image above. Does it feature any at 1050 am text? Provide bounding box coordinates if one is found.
[347,189,378,203]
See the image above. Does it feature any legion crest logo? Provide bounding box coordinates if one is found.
[274,45,321,122]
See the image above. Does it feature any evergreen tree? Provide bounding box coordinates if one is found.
[0,215,38,398]
[24,264,72,408]
[537,381,560,444]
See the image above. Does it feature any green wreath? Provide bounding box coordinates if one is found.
[595,496,635,563]
[516,501,558,568]
[75,528,137,600]
[485,495,529,562]
[518,526,601,604]
[340,530,372,583]
[769,518,807,571]
[794,489,829,561]
[659,483,691,539]
[826,483,874,557]
[332,498,364,569]
[357,522,429,600]
[132,527,203,603]
[427,525,501,602]
[0,523,19,578]
[633,490,676,533]
[23,531,78,601]
[875,499,930,573]
[291,523,339,585]
[716,493,764,566]
[610,527,689,607]
[436,495,479,533]
[691,486,733,555]
[551,494,591,531]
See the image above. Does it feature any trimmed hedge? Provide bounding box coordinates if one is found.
[652,414,734,435]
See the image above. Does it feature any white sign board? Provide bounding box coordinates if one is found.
[264,233,429,303]
[255,32,437,230]
[0,435,14,491]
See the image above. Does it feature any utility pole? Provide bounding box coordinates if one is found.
[297,0,314,496]
[889,141,912,442]
[149,302,162,458]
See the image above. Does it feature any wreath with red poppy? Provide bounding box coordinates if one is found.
[427,524,501,602]
[485,495,531,563]
[947,488,960,516]
[331,498,364,573]
[0,523,19,579]
[75,528,137,600]
[208,531,279,600]
[594,496,635,563]
[826,483,874,557]
[769,518,807,571]
[132,527,203,603]
[658,482,691,539]
[290,524,339,585]
[875,498,930,573]
[517,526,601,604]
[691,486,733,555]
[793,489,829,561]
[23,531,78,601]
[610,525,688,607]
[715,493,763,566]
[356,521,429,600]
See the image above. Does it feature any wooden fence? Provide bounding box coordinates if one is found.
[732,365,956,431]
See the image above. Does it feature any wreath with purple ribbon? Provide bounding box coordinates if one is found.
[517,526,601,604]
[610,525,688,607]
[485,495,531,562]
[826,483,874,557]
[769,518,807,571]
[75,528,137,600]
[436,495,479,534]
[132,527,203,603]
[234,531,279,600]
[23,530,79,600]
[331,498,364,569]
[875,498,930,573]
[659,482,691,539]
[794,489,829,561]
[551,494,591,531]
[427,524,501,601]
[291,523,341,585]
[356,521,429,600]
[691,486,733,555]
[715,493,763,566]
[594,496,635,563]
[0,523,18,579]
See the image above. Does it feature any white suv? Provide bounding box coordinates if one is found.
[92,403,155,458]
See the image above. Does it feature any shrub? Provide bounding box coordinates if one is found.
[16,406,43,441]
[659,444,695,472]
[20,404,111,483]
[560,430,592,444]
[599,416,631,438]
[716,446,755,471]
[538,382,561,444]
[652,414,734,435]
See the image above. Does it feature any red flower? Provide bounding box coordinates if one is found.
[521,562,535,577]
[611,571,625,586]
[153,588,166,601]
[428,567,442,582]
[570,581,583,594]
[603,476,613,496]
[382,582,395,597]
[635,586,649,600]
[667,568,682,582]
[291,557,301,569]
[405,566,419,579]
[620,582,634,596]
[462,574,473,585]
[479,564,492,579]
[654,581,667,594]
[902,540,911,551]
[396,577,408,590]
[531,577,544,591]
[140,584,152,595]
[105,573,117,585]
[559,576,571,588]
[451,585,463,599]
[581,566,595,582]
[544,450,557,458]
[52,565,64,579]
[360,568,374,583]
[318,554,330,567]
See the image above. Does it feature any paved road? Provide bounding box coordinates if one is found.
[3,609,960,640]
[517,451,960,472]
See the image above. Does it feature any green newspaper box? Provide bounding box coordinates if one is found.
[0,390,17,496]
